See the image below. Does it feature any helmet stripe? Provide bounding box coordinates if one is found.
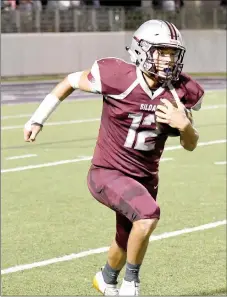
[133,36,140,43]
[169,22,178,40]
[163,21,177,40]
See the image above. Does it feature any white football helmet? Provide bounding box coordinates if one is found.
[126,19,186,82]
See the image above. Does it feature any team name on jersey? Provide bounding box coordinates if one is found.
[140,104,157,112]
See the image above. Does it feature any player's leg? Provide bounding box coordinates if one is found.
[105,212,132,270]
[106,238,126,271]
[87,165,160,295]
[96,170,160,295]
[127,218,158,263]
[116,177,160,295]
[101,212,132,285]
[87,166,128,295]
[126,176,159,265]
[119,218,159,295]
[92,239,125,296]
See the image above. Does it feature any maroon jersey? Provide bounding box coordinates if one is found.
[88,58,204,178]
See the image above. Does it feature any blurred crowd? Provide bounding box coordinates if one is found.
[1,0,226,11]
[2,0,183,11]
[1,0,226,32]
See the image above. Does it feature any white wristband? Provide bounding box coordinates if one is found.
[26,94,61,129]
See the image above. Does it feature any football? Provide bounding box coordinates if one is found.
[156,98,186,137]
[157,121,180,137]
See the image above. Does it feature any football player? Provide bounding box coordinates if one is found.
[24,20,204,295]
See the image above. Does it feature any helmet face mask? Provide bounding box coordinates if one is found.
[140,40,185,81]
[127,20,186,83]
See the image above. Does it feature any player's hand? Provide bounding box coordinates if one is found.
[155,99,190,131]
[24,122,43,142]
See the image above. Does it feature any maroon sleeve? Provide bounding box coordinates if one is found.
[88,58,136,96]
[181,74,205,110]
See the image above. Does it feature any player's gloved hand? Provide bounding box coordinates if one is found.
[24,121,43,142]
[155,98,190,131]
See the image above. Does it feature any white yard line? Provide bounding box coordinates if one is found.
[1,97,101,106]
[1,139,226,174]
[1,113,32,120]
[1,118,100,130]
[6,154,37,160]
[214,161,226,165]
[160,158,173,162]
[201,104,226,110]
[1,104,226,123]
[165,139,226,151]
[1,156,93,173]
[1,157,173,174]
[1,219,226,275]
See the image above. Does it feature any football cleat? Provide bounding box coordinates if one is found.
[119,279,140,296]
[93,269,119,296]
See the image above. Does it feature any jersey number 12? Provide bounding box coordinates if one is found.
[124,113,159,151]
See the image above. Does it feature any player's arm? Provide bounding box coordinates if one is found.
[179,110,199,152]
[51,70,93,100]
[156,99,199,151]
[177,79,204,151]
[24,69,96,142]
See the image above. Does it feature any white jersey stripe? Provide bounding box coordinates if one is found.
[108,79,139,100]
[90,61,102,93]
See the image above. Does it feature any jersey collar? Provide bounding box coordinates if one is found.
[136,67,165,100]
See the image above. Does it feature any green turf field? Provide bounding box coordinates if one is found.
[1,90,226,296]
